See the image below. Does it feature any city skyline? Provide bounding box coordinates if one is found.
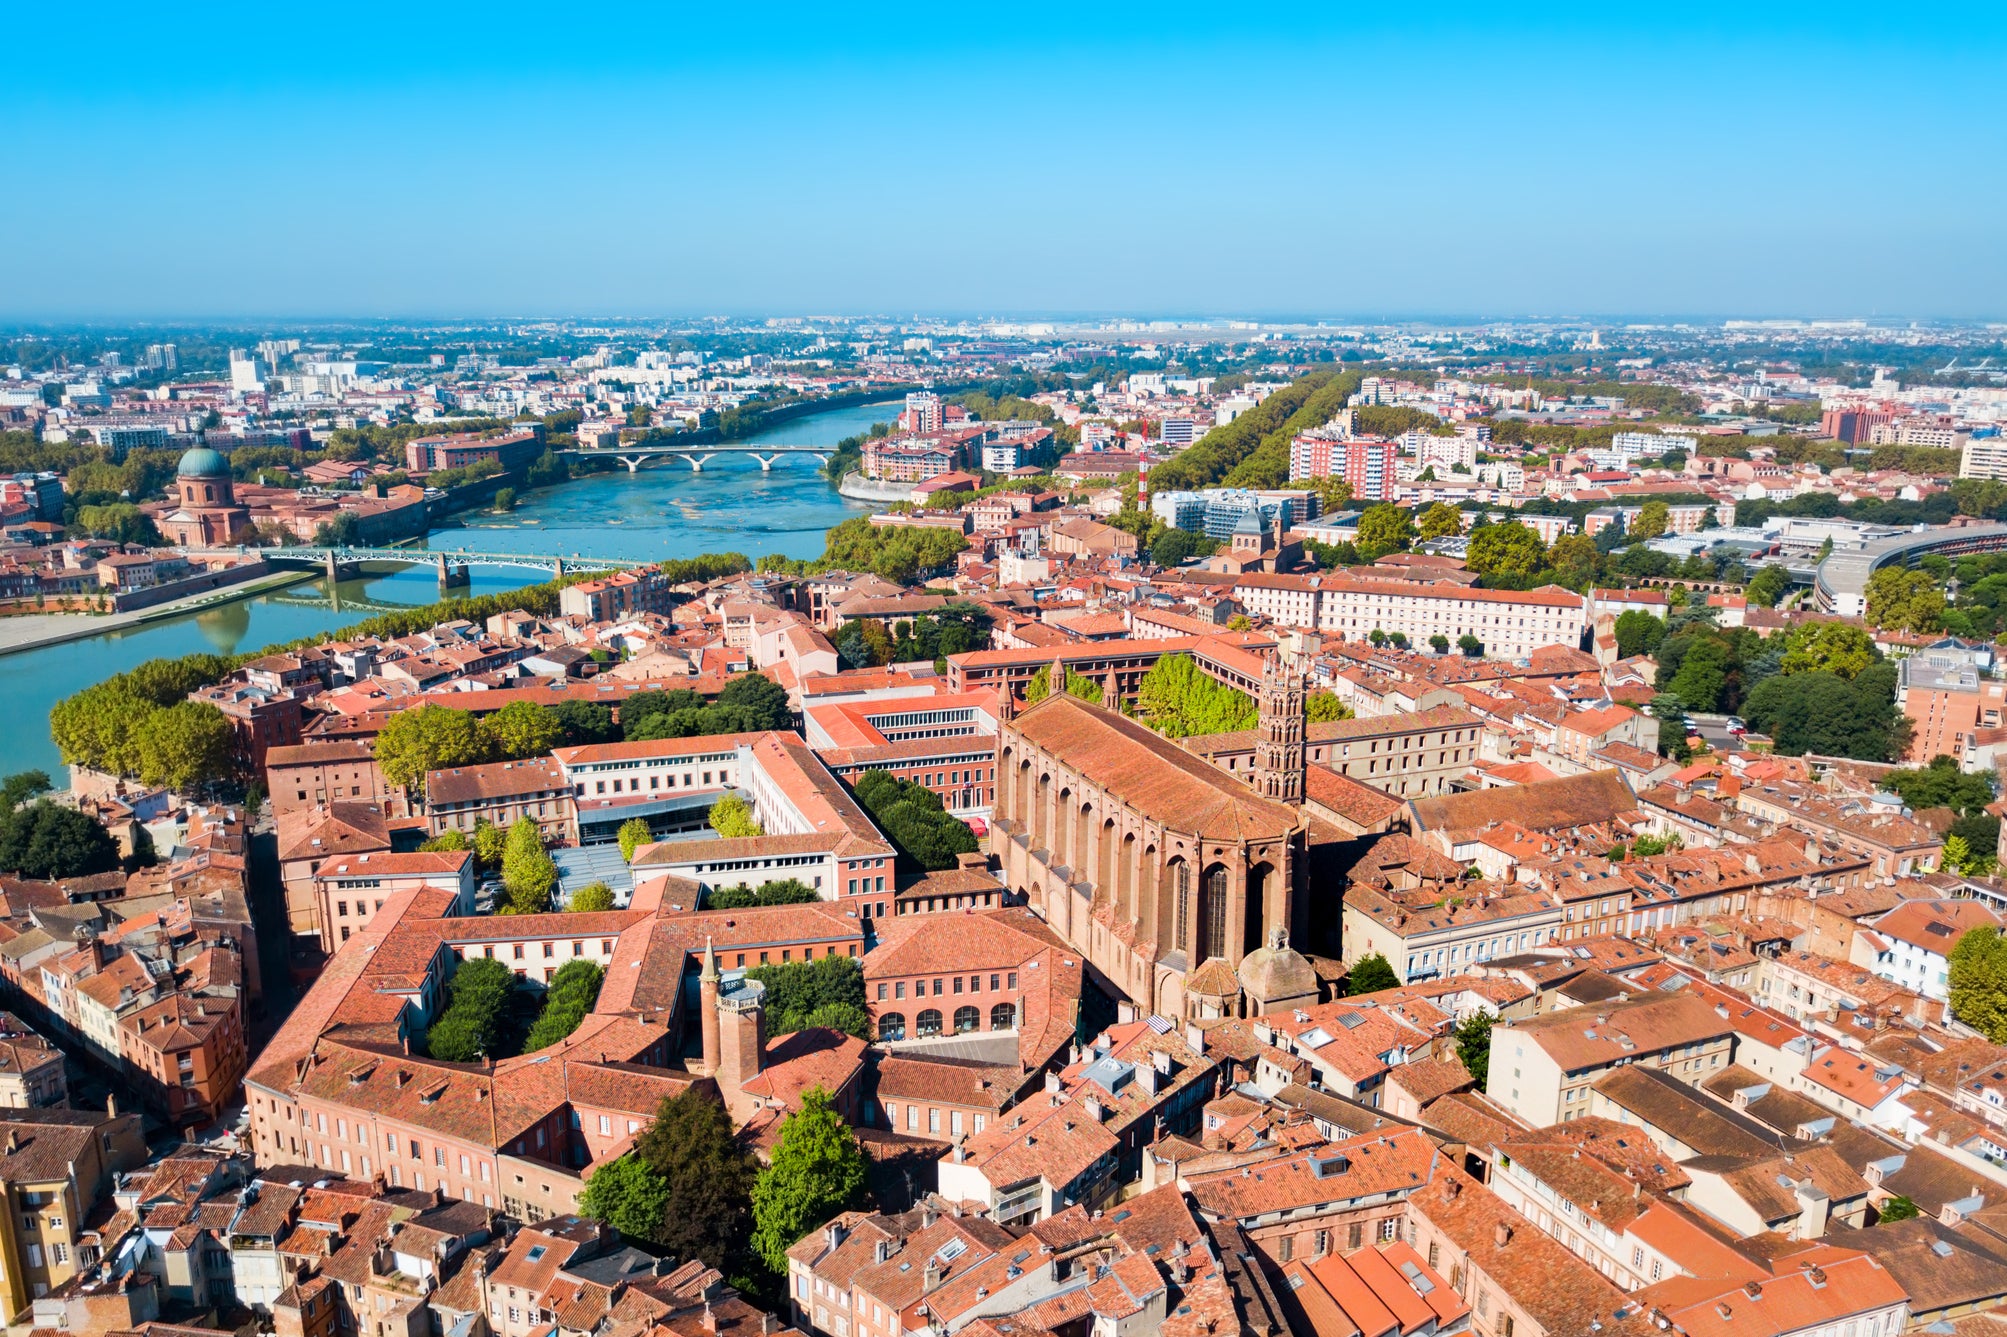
[7,1,2006,319]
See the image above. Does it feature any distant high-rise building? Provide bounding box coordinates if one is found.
[902,391,943,433]
[1290,433,1396,501]
[227,350,270,394]
[1159,416,1197,446]
[143,343,178,371]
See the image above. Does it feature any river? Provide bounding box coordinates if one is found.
[0,399,900,777]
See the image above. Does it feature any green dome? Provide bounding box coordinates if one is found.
[177,446,229,478]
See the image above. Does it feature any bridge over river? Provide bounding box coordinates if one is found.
[558,443,834,473]
[264,546,633,585]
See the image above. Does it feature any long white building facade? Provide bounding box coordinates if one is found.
[1231,573,1588,659]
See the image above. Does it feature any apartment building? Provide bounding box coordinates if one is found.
[265,740,399,816]
[1290,433,1398,501]
[1232,572,1588,660]
[1486,991,1735,1127]
[313,849,476,950]
[1183,704,1481,798]
[425,757,572,842]
[0,1106,148,1319]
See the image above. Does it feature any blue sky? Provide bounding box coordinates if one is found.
[7,2,2005,320]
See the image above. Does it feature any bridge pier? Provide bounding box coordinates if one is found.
[554,558,566,579]
[617,456,647,474]
[811,453,830,467]
[686,455,716,472]
[752,454,780,472]
[436,554,470,589]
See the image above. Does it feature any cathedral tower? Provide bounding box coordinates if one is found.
[1253,657,1305,804]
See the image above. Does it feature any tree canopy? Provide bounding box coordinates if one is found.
[0,800,123,880]
[523,958,605,1051]
[1132,653,1257,739]
[750,1087,868,1275]
[707,794,763,839]
[1465,522,1548,579]
[618,817,654,861]
[580,1087,759,1271]
[1951,927,2007,1043]
[500,817,557,915]
[852,770,978,871]
[1345,953,1400,995]
[425,957,520,1061]
[746,954,870,1039]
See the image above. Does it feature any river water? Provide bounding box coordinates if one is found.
[0,399,898,776]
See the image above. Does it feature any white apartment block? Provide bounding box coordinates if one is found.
[1962,436,2007,482]
[1232,574,1588,659]
[1611,431,1697,458]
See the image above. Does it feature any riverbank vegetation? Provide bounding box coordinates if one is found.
[1148,370,1358,491]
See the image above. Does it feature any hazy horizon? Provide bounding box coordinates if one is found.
[9,2,2005,321]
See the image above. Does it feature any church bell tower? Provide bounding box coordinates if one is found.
[1253,657,1305,803]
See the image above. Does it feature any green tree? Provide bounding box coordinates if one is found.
[1355,504,1416,559]
[750,1088,868,1275]
[1866,567,1945,634]
[472,818,509,869]
[1345,953,1400,995]
[1548,534,1600,589]
[375,704,492,795]
[1631,501,1670,540]
[1025,662,1105,707]
[1613,610,1669,660]
[850,771,978,871]
[1880,755,1997,816]
[618,817,655,861]
[747,954,870,1037]
[524,958,605,1050]
[549,700,619,747]
[568,882,616,913]
[1950,927,2007,1042]
[1651,694,1691,761]
[425,957,517,1061]
[708,794,763,839]
[1305,475,1354,513]
[1742,662,1906,761]
[0,772,52,812]
[421,829,469,854]
[1150,527,1215,567]
[579,1154,671,1242]
[1132,653,1258,738]
[1877,1195,1921,1223]
[636,1087,759,1269]
[1465,522,1548,579]
[1666,637,1731,713]
[0,802,122,879]
[1779,622,1878,679]
[1457,634,1484,658]
[1417,503,1464,541]
[1745,564,1792,608]
[133,700,236,791]
[1430,635,1450,654]
[1454,1012,1493,1088]
[1306,690,1352,723]
[500,817,557,915]
[715,672,793,731]
[479,700,564,760]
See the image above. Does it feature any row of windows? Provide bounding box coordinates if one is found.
[876,1004,1014,1041]
[880,972,1017,1000]
[588,769,726,795]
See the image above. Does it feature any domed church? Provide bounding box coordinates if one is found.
[161,444,250,547]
